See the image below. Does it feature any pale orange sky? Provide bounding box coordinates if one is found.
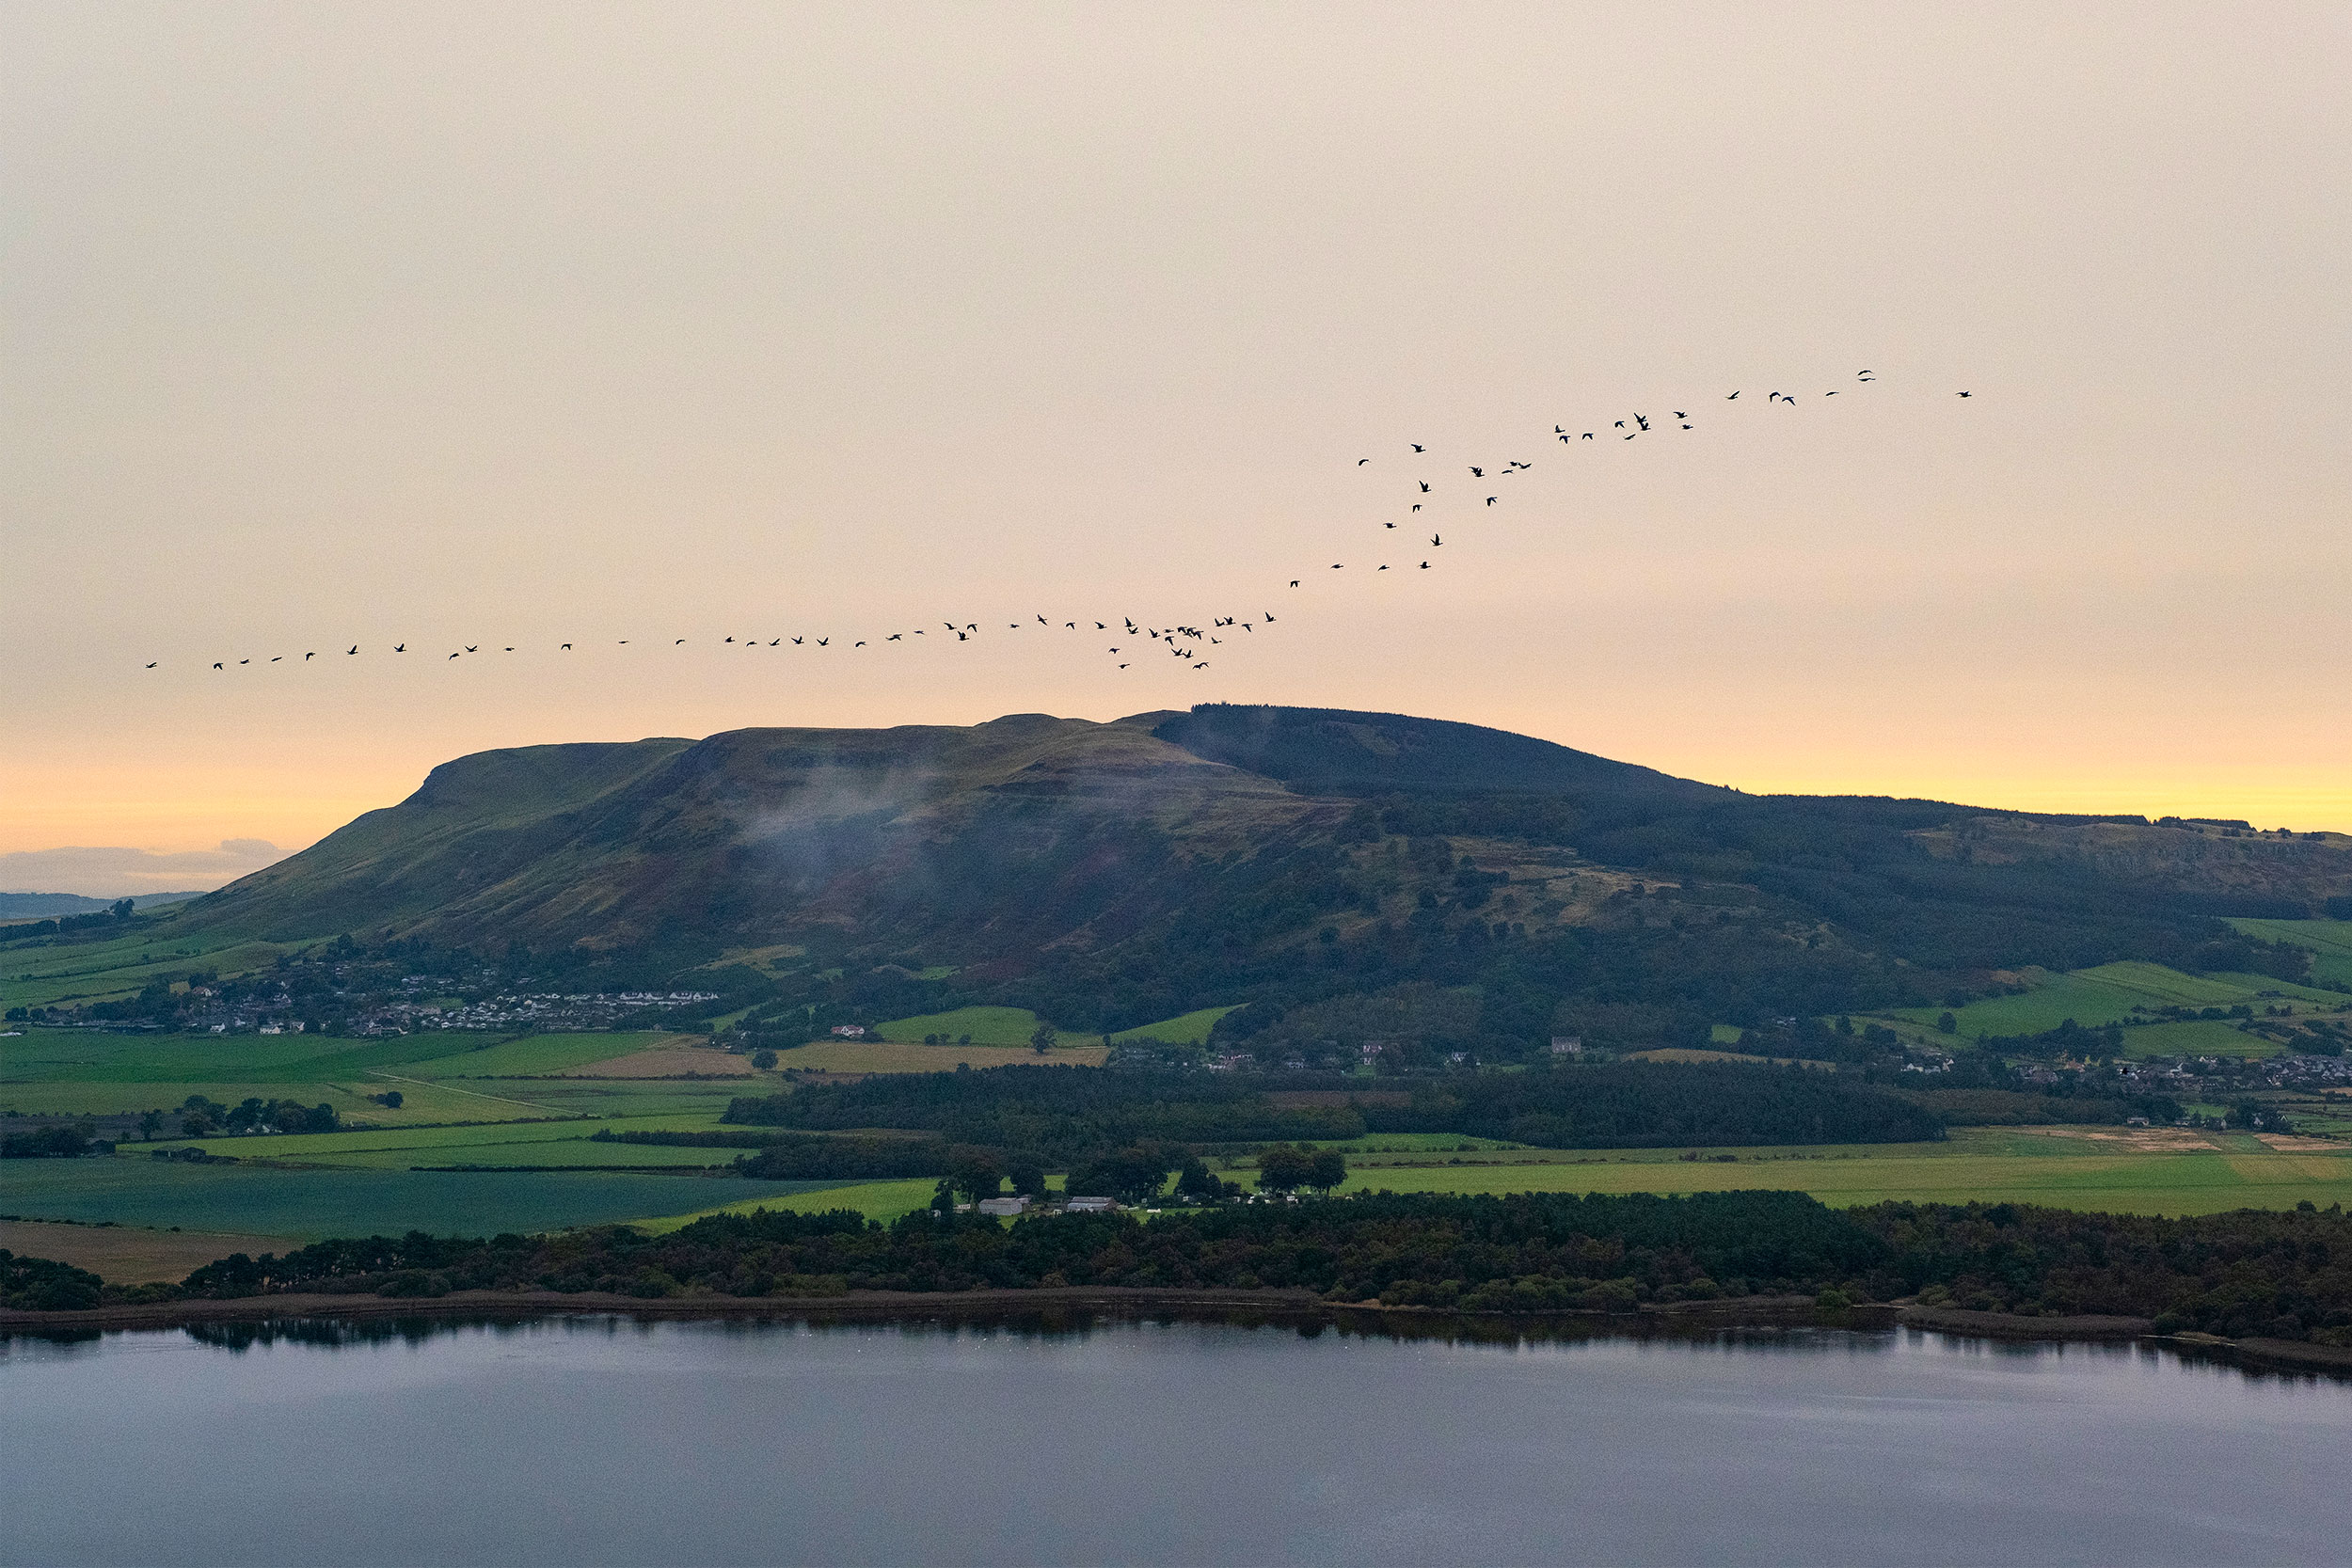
[6,3,2349,893]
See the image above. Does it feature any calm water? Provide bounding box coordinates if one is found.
[4,1316,2346,1566]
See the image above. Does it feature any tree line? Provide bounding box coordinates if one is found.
[32,1191,2342,1346]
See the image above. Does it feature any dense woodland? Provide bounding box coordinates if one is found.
[11,1192,2337,1345]
[719,1060,1947,1163]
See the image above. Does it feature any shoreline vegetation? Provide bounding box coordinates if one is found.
[8,1188,2351,1375]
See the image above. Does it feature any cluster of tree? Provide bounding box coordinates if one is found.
[722,1066,1365,1165]
[0,1122,109,1159]
[721,1060,1944,1156]
[1352,1061,1946,1148]
[90,1192,2344,1346]
[0,898,136,946]
[735,1135,955,1180]
[0,1248,105,1311]
[175,1095,340,1137]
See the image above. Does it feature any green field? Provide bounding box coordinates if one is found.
[400,1031,669,1079]
[2232,918,2352,988]
[1108,1006,1238,1045]
[644,1177,943,1231]
[869,1005,1046,1045]
[871,1003,1237,1048]
[0,1157,840,1241]
[0,928,286,1013]
[1317,1131,2352,1216]
[1888,960,2344,1045]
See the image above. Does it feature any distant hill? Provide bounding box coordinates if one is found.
[158,705,2352,1037]
[0,890,209,920]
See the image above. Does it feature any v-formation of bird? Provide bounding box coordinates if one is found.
[163,370,1955,677]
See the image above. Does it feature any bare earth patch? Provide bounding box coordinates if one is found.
[557,1042,758,1078]
[0,1219,294,1284]
[2017,1126,2217,1153]
[2255,1133,2348,1154]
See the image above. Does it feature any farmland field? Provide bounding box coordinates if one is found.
[1108,1006,1238,1045]
[643,1177,944,1230]
[400,1031,679,1079]
[0,929,285,1013]
[780,1039,1107,1073]
[2232,918,2352,987]
[868,1005,1045,1045]
[1885,960,2345,1043]
[1309,1128,2352,1216]
[0,1156,841,1240]
[0,1218,295,1284]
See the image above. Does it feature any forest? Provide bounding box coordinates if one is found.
[718,1059,1946,1160]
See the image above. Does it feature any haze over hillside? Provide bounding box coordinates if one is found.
[149,705,2352,1042]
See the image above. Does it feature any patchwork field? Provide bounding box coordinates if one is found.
[1883,959,2349,1053]
[0,928,286,1013]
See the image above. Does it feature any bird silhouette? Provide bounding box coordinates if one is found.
[1418,482,1430,493]
[561,643,571,650]
[1411,444,1424,452]
[888,633,901,641]
[1385,521,1396,529]
[817,638,829,647]
[1634,415,1649,431]
[1470,467,1483,477]
[791,637,803,645]
[448,653,458,659]
[1486,496,1497,505]
[1581,433,1594,440]
[269,657,280,662]
[1289,579,1300,587]
[213,662,223,670]
[1956,390,1971,397]
[466,645,478,653]
[348,646,358,655]
[674,639,684,645]
[1420,562,1429,569]
[305,652,315,660]
[1431,534,1442,546]
[1357,458,1368,466]
[1726,391,1739,400]
[145,661,156,669]
[393,644,405,653]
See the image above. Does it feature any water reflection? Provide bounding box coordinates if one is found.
[5,1311,2349,1566]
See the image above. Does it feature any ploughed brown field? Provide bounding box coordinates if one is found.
[0,1219,292,1283]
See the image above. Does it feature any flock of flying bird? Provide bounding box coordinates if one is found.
[156,372,1963,678]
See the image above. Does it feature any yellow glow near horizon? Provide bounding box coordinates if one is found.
[6,4,2349,887]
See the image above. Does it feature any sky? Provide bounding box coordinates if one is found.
[6,2,2348,895]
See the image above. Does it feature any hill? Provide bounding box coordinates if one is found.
[41,705,2352,1053]
[0,891,208,920]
